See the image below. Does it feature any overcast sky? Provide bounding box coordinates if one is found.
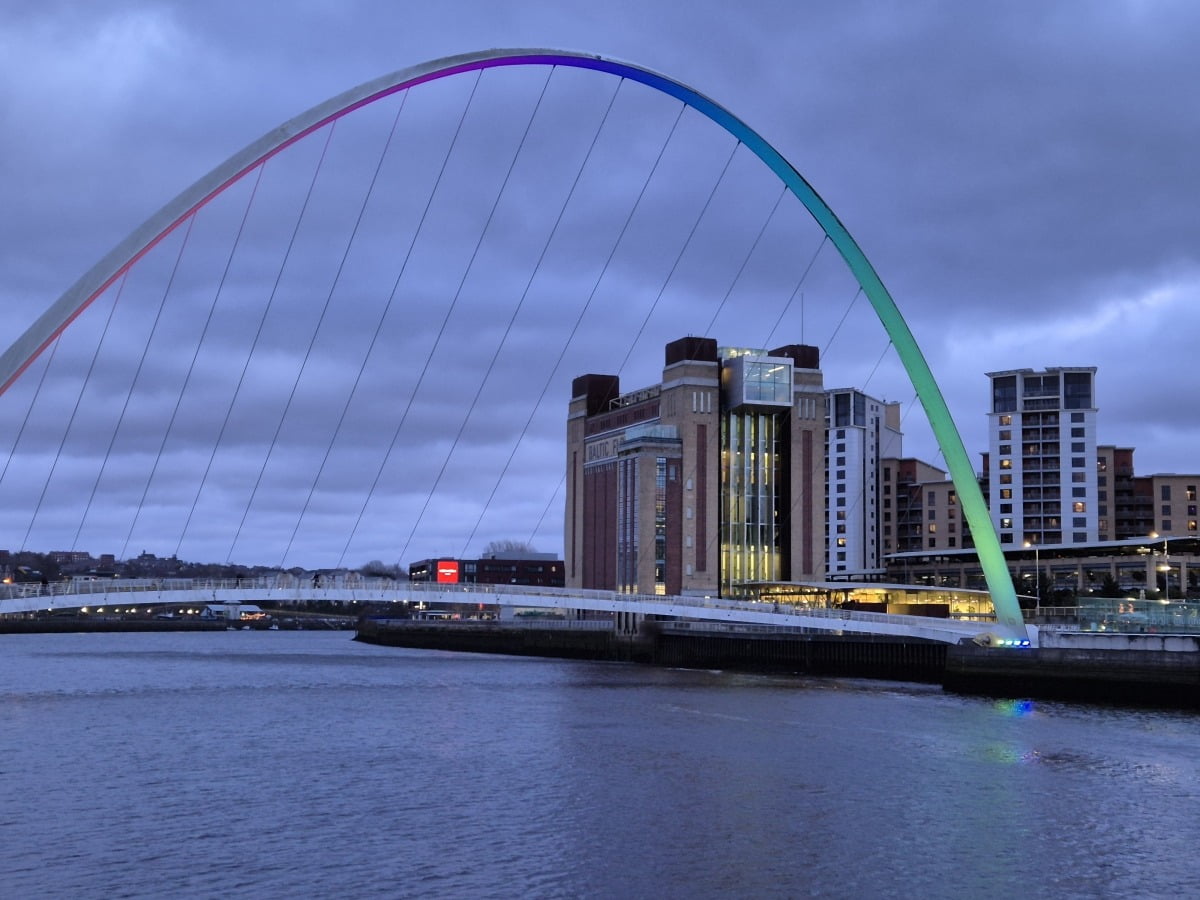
[3,0,1199,570]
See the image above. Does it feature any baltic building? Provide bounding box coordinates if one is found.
[565,336,826,598]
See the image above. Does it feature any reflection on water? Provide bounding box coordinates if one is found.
[2,631,1199,899]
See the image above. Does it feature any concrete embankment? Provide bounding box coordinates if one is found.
[945,631,1200,707]
[357,618,1200,708]
[355,618,948,683]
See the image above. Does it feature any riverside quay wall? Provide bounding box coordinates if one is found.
[945,631,1200,707]
[354,618,949,683]
[356,618,1200,708]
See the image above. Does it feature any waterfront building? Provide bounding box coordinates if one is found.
[409,552,564,587]
[986,366,1099,549]
[824,389,903,578]
[565,336,825,598]
[880,457,956,557]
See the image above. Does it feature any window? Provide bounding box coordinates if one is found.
[1000,474,1012,484]
[836,470,845,480]
[836,524,846,534]
[1073,517,1086,527]
[1072,457,1085,468]
[1071,442,1086,452]
[1188,486,1197,501]
[949,537,957,547]
[836,456,846,466]
[927,524,937,534]
[836,510,847,520]
[999,429,1011,440]
[999,444,1011,455]
[999,459,1012,469]
[1072,487,1086,497]
[999,489,1012,499]
[836,484,845,493]
[837,498,846,507]
[1098,475,1107,486]
[836,537,846,547]
[1072,472,1086,483]
[928,508,936,520]
[1161,485,1172,501]
[1099,491,1107,501]
[1162,520,1172,531]
[1190,521,1198,532]
[1162,504,1171,516]
[1000,533,1013,544]
[1000,518,1013,529]
[1071,412,1085,422]
[1074,532,1088,542]
[1000,503,1012,514]
[1073,501,1086,512]
[999,415,1012,426]
[1189,505,1197,516]
[1071,427,1085,438]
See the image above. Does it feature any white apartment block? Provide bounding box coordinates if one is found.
[825,389,903,577]
[986,367,1098,548]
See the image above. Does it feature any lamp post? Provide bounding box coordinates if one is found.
[1150,532,1170,602]
[1024,539,1040,617]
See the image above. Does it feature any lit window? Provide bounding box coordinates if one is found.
[836,538,846,547]
[1000,415,1012,426]
[1073,501,1086,513]
[999,459,1012,469]
[1189,521,1197,532]
[927,523,937,534]
[1000,518,1013,529]
[999,488,1012,499]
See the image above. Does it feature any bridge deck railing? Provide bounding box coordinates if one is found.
[1,577,998,625]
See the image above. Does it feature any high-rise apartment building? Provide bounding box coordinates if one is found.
[824,389,902,577]
[565,337,825,598]
[986,367,1098,547]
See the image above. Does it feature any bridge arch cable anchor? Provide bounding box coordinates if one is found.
[0,47,1025,640]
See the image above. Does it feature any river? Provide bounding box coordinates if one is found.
[2,630,1198,898]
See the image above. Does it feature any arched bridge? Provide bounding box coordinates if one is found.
[0,578,1026,646]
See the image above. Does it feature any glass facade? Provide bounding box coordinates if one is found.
[720,409,784,595]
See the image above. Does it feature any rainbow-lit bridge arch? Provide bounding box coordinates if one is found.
[0,48,1026,638]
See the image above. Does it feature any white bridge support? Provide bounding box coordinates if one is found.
[0,579,1009,646]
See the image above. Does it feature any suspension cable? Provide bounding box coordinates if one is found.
[701,185,787,337]
[457,77,625,559]
[279,92,411,567]
[121,164,267,555]
[333,71,487,568]
[397,68,557,564]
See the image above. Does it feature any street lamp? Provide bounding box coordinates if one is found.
[1023,539,1040,617]
[1150,532,1170,602]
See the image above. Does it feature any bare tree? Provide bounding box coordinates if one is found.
[482,539,536,557]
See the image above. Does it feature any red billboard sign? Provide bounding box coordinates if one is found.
[436,560,459,584]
